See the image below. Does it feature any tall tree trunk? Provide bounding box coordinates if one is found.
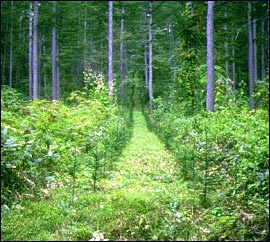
[43,43,47,98]
[108,1,113,97]
[2,45,7,86]
[224,6,229,97]
[29,2,33,99]
[148,1,153,112]
[143,7,148,89]
[9,1,13,88]
[169,23,174,82]
[38,36,44,98]
[32,1,39,99]
[100,32,103,73]
[52,1,57,100]
[261,17,265,80]
[119,4,125,104]
[248,1,254,110]
[253,19,257,82]
[189,1,193,16]
[124,38,127,84]
[83,1,87,72]
[206,1,215,112]
[57,31,60,99]
[266,1,270,70]
[232,46,236,98]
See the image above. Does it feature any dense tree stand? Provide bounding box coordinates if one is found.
[1,1,268,240]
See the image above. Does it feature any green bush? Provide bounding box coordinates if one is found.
[1,80,132,205]
[146,97,269,240]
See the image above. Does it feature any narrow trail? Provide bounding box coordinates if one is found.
[1,109,199,241]
[102,110,184,197]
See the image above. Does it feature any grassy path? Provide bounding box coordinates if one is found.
[95,111,200,240]
[2,111,202,241]
[103,110,177,193]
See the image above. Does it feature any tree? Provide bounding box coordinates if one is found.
[28,2,33,99]
[142,6,148,89]
[9,1,13,88]
[108,1,113,97]
[261,16,265,80]
[32,1,39,99]
[253,19,257,82]
[206,1,215,112]
[248,1,254,110]
[119,3,125,104]
[224,5,229,93]
[148,1,153,112]
[52,1,58,100]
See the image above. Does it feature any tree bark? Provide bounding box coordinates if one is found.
[32,1,39,99]
[232,46,236,98]
[52,1,57,100]
[100,31,103,73]
[83,1,87,72]
[248,1,254,110]
[1,45,7,86]
[189,1,193,17]
[261,17,265,80]
[43,43,47,98]
[57,31,60,99]
[29,2,33,99]
[9,1,13,88]
[143,7,148,89]
[224,6,229,97]
[108,1,113,97]
[253,19,257,82]
[206,1,215,112]
[169,23,174,82]
[148,1,153,112]
[119,4,125,104]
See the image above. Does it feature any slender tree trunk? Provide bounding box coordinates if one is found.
[43,43,47,98]
[206,1,215,112]
[144,45,148,88]
[253,19,257,82]
[29,2,33,99]
[189,1,193,16]
[148,1,153,112]
[83,1,87,71]
[119,4,125,104]
[38,36,43,98]
[169,23,174,82]
[2,45,7,86]
[9,1,13,88]
[52,1,57,100]
[224,6,229,97]
[143,8,148,89]
[266,1,270,70]
[32,1,39,99]
[232,47,236,98]
[100,32,103,73]
[57,31,60,99]
[261,17,265,80]
[248,2,254,110]
[124,39,127,83]
[108,1,113,97]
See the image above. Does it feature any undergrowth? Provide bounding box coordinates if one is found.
[145,97,269,241]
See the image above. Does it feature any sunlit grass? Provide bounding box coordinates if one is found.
[2,111,200,241]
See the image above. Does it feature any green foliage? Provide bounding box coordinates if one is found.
[253,74,269,110]
[1,83,132,206]
[147,98,269,240]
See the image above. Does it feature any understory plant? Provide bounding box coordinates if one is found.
[1,70,132,207]
[146,95,269,240]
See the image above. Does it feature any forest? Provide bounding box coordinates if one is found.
[1,1,269,241]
